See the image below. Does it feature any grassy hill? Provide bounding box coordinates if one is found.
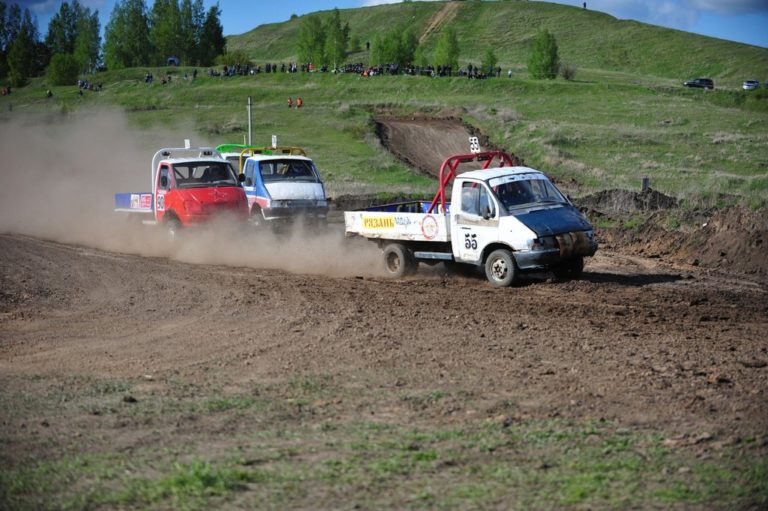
[1,1,767,209]
[227,1,768,86]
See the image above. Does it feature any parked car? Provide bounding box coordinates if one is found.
[743,80,760,91]
[683,78,714,89]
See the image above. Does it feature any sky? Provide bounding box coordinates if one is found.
[16,0,768,49]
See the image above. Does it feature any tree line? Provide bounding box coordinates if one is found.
[295,9,564,80]
[1,2,564,88]
[0,0,225,87]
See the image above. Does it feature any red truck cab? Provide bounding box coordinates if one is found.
[115,143,249,240]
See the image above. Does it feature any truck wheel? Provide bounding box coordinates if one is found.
[485,249,518,287]
[383,243,416,278]
[553,256,584,280]
[250,207,265,230]
[165,217,182,243]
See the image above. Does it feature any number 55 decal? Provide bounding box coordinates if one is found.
[464,232,478,250]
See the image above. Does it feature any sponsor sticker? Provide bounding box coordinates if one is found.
[421,215,439,240]
[140,194,152,209]
[362,215,395,229]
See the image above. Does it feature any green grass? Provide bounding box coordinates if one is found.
[3,68,767,207]
[1,375,767,510]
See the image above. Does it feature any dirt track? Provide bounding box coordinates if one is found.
[2,232,766,442]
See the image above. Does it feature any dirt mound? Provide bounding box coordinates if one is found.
[677,206,768,274]
[596,205,768,275]
[375,114,521,178]
[580,188,680,215]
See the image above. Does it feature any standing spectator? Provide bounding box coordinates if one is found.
[287,97,292,108]
[296,97,303,108]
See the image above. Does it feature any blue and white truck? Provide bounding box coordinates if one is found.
[344,142,597,287]
[216,142,328,229]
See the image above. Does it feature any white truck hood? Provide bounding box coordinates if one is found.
[265,182,325,201]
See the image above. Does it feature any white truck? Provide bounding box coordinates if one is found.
[216,141,328,230]
[344,147,597,287]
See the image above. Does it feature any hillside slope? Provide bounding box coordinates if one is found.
[227,1,768,82]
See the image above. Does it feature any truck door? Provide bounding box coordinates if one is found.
[451,180,500,263]
[155,164,171,222]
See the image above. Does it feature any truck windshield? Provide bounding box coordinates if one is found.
[173,162,238,188]
[259,159,319,183]
[490,176,566,210]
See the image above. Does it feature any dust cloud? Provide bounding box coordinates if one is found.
[0,110,384,278]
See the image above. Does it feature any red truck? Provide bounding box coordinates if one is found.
[114,142,248,240]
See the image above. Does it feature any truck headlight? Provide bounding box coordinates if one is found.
[528,236,557,250]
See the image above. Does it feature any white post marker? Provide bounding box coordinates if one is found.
[271,135,277,149]
[469,136,480,153]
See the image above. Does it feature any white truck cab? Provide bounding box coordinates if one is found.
[344,147,597,287]
[216,142,328,229]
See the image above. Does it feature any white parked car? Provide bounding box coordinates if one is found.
[743,80,760,91]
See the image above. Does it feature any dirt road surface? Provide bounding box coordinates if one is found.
[2,231,766,435]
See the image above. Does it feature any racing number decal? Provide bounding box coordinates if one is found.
[464,232,478,250]
[156,193,165,211]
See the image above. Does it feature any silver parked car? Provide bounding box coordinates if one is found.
[743,80,760,91]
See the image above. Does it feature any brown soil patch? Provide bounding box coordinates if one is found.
[375,114,522,179]
[2,233,767,441]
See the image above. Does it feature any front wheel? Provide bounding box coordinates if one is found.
[382,243,417,278]
[164,216,182,243]
[485,249,518,287]
[250,207,266,230]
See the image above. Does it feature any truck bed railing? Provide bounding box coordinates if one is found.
[427,151,519,214]
[236,146,307,174]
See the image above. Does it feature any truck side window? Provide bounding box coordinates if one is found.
[159,166,171,190]
[244,161,255,187]
[461,183,479,215]
[479,186,495,218]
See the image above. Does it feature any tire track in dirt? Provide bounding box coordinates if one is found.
[419,2,461,44]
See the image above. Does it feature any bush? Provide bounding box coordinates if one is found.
[528,29,559,79]
[47,54,80,86]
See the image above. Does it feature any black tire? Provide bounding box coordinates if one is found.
[382,243,416,278]
[484,249,518,287]
[250,206,265,230]
[165,216,182,243]
[552,256,584,280]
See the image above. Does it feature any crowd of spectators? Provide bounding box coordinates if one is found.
[201,61,510,80]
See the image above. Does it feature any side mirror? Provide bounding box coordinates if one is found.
[238,173,245,183]
[160,176,169,188]
[245,177,253,187]
[483,206,493,220]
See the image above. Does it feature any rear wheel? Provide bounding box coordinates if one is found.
[485,249,518,287]
[552,256,584,280]
[382,243,417,278]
